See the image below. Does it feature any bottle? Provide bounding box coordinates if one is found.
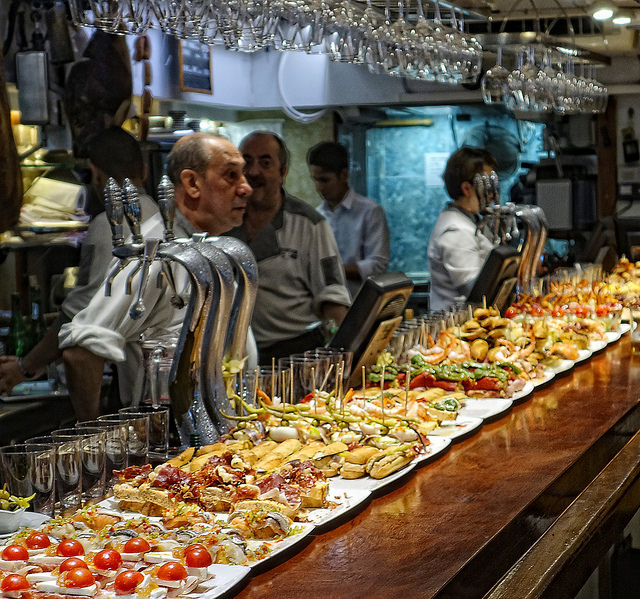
[6,293,29,357]
[29,284,46,348]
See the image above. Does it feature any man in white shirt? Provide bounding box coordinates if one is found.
[307,141,390,299]
[427,146,498,312]
[59,133,252,420]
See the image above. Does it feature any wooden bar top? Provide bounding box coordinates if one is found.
[236,337,640,599]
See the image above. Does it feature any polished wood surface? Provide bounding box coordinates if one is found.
[236,337,640,599]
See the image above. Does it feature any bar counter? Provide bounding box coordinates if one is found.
[236,336,640,599]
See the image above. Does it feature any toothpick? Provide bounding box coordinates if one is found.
[361,365,366,409]
[281,370,286,423]
[334,362,340,403]
[381,364,386,425]
[271,357,275,403]
[311,367,317,415]
[319,363,334,394]
[253,366,259,409]
[468,305,473,320]
[339,362,344,415]
[290,363,294,407]
[482,295,487,309]
[405,364,410,418]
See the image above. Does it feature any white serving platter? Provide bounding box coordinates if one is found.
[186,564,251,599]
[426,415,483,442]
[304,487,372,530]
[458,398,513,421]
[330,460,416,494]
[413,435,451,466]
[532,369,556,388]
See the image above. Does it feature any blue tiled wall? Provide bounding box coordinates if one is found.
[363,105,546,275]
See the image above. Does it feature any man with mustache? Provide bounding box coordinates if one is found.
[59,133,253,419]
[229,131,350,363]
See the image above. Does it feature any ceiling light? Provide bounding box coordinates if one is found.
[612,11,632,25]
[590,0,615,20]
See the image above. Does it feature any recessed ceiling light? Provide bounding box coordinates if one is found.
[590,0,615,20]
[612,11,632,25]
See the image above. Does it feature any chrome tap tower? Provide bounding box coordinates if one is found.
[103,176,257,445]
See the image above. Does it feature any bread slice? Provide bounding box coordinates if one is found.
[233,499,299,519]
[254,439,302,473]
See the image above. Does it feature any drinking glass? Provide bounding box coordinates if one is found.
[25,435,82,512]
[117,407,155,463]
[310,347,354,393]
[76,420,128,490]
[0,444,55,517]
[482,47,510,105]
[277,355,322,404]
[52,428,106,500]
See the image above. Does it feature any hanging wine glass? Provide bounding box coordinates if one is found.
[505,46,527,111]
[481,46,510,105]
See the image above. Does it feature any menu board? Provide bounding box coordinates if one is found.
[179,40,212,94]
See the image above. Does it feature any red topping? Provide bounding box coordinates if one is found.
[156,562,188,581]
[1,574,30,592]
[113,571,144,595]
[1,545,29,561]
[59,558,88,572]
[56,539,84,557]
[25,532,51,550]
[184,545,212,568]
[61,567,95,588]
[151,465,193,490]
[122,537,150,554]
[93,549,122,571]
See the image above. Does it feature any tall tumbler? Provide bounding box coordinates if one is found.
[0,444,56,517]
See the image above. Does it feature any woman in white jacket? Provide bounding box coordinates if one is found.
[428,147,498,312]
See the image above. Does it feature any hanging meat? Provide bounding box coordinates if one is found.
[0,45,22,232]
[64,30,132,158]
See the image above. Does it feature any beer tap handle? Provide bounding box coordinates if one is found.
[105,259,129,297]
[122,178,144,245]
[157,174,176,241]
[159,261,185,308]
[130,238,161,319]
[104,177,124,248]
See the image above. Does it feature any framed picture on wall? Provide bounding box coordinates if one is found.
[179,39,212,94]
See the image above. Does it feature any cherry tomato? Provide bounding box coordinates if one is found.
[595,305,610,317]
[62,567,95,588]
[156,562,188,581]
[93,549,122,571]
[184,545,212,568]
[574,306,590,319]
[504,307,518,319]
[551,307,566,318]
[0,574,30,592]
[25,532,51,550]
[113,570,144,595]
[57,539,84,557]
[59,558,88,572]
[1,544,29,561]
[122,537,150,554]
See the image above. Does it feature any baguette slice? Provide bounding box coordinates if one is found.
[254,439,302,473]
[366,445,416,479]
[234,498,299,519]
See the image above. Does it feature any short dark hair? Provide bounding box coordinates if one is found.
[240,131,289,169]
[166,132,226,185]
[307,141,349,174]
[87,127,144,185]
[442,146,498,200]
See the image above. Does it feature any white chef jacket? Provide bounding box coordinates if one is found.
[427,205,496,312]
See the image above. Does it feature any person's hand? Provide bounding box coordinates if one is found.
[0,356,25,395]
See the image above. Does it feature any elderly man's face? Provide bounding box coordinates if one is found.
[241,134,287,210]
[195,138,252,235]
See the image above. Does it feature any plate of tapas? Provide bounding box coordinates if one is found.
[589,339,607,353]
[532,369,555,388]
[605,330,622,344]
[509,381,535,404]
[427,415,483,443]
[330,460,417,494]
[458,398,513,422]
[575,348,593,364]
[304,487,372,531]
[245,522,316,569]
[413,435,451,467]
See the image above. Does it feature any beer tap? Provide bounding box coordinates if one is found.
[104,177,140,296]
[207,236,258,364]
[130,238,160,320]
[157,174,176,241]
[155,174,184,309]
[121,179,147,295]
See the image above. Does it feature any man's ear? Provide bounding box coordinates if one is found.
[280,164,289,179]
[460,180,474,198]
[339,168,350,185]
[180,169,201,199]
